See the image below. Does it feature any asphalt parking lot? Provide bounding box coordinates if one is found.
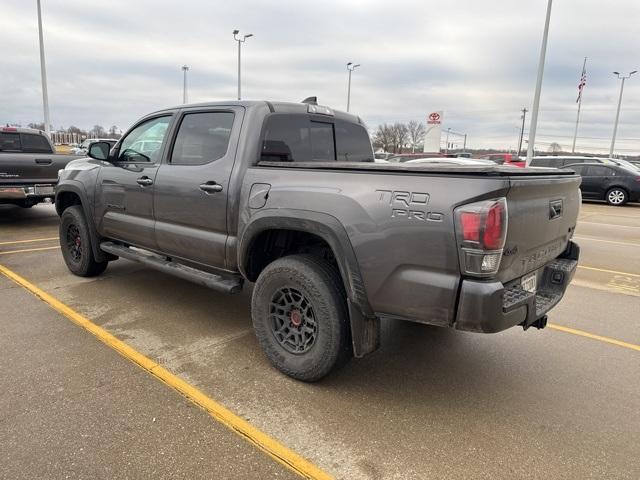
[1,201,639,479]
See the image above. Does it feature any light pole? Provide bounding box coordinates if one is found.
[517,107,528,156]
[346,62,360,112]
[233,30,253,101]
[609,70,637,158]
[526,0,553,166]
[181,65,189,104]
[36,0,51,137]
[445,127,451,154]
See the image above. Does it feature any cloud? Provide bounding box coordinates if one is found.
[1,0,639,153]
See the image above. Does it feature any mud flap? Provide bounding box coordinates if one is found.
[349,301,380,358]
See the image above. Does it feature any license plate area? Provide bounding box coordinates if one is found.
[521,271,537,293]
[35,185,55,195]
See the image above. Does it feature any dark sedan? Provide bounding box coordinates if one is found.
[566,162,640,206]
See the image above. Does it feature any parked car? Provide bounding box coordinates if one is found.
[0,126,82,207]
[374,152,394,161]
[529,156,615,168]
[404,157,497,166]
[55,100,581,381]
[611,158,640,172]
[565,162,640,206]
[387,153,453,162]
[479,153,525,168]
[72,138,117,155]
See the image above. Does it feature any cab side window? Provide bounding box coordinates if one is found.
[117,116,171,163]
[171,112,235,165]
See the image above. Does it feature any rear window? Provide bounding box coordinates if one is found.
[0,132,21,151]
[20,133,52,153]
[261,114,373,163]
[565,164,586,175]
[561,157,584,166]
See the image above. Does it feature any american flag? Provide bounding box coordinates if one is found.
[576,62,587,103]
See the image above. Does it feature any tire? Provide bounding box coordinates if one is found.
[59,205,108,277]
[606,187,628,206]
[251,254,352,382]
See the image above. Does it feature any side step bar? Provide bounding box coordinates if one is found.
[100,242,243,294]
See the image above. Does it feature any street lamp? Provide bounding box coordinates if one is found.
[233,30,253,101]
[36,0,51,137]
[526,0,553,166]
[346,62,360,112]
[181,65,189,104]
[609,70,637,158]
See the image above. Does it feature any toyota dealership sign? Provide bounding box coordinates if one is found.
[423,111,443,152]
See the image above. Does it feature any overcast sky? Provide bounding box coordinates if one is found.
[2,0,639,153]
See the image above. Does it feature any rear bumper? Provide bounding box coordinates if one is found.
[454,241,580,333]
[0,184,56,202]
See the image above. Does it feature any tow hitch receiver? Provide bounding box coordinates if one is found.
[523,315,548,331]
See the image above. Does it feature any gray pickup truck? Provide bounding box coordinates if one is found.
[55,100,581,381]
[0,127,82,207]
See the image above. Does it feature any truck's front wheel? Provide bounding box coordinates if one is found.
[60,205,108,277]
[251,254,352,382]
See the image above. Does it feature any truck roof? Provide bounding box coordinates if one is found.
[1,126,47,135]
[150,100,364,124]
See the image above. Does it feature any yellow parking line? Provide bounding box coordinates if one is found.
[548,324,640,352]
[0,263,332,480]
[0,246,60,255]
[578,265,640,279]
[0,236,58,246]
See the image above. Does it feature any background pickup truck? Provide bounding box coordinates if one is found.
[55,100,581,381]
[0,126,82,207]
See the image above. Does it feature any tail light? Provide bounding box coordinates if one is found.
[454,198,508,277]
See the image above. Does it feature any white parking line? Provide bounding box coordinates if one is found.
[573,236,640,248]
[579,221,640,229]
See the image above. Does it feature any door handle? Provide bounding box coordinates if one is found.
[199,182,223,194]
[35,158,52,165]
[136,176,153,186]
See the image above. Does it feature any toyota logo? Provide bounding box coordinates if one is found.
[428,112,440,122]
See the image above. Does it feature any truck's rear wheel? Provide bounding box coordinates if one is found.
[251,254,352,382]
[60,205,108,277]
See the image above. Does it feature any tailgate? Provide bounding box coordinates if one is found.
[0,153,78,184]
[498,174,581,283]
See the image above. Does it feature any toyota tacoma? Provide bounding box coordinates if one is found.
[55,100,581,381]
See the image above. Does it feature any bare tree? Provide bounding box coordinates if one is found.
[407,120,426,153]
[373,124,394,152]
[91,125,106,137]
[548,142,562,153]
[391,123,409,153]
[67,125,84,134]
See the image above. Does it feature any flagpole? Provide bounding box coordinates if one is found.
[571,57,587,153]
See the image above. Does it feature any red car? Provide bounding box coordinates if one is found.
[480,153,525,168]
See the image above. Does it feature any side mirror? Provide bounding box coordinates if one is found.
[87,141,111,160]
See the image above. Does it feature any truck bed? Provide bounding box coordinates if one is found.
[257,160,575,176]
